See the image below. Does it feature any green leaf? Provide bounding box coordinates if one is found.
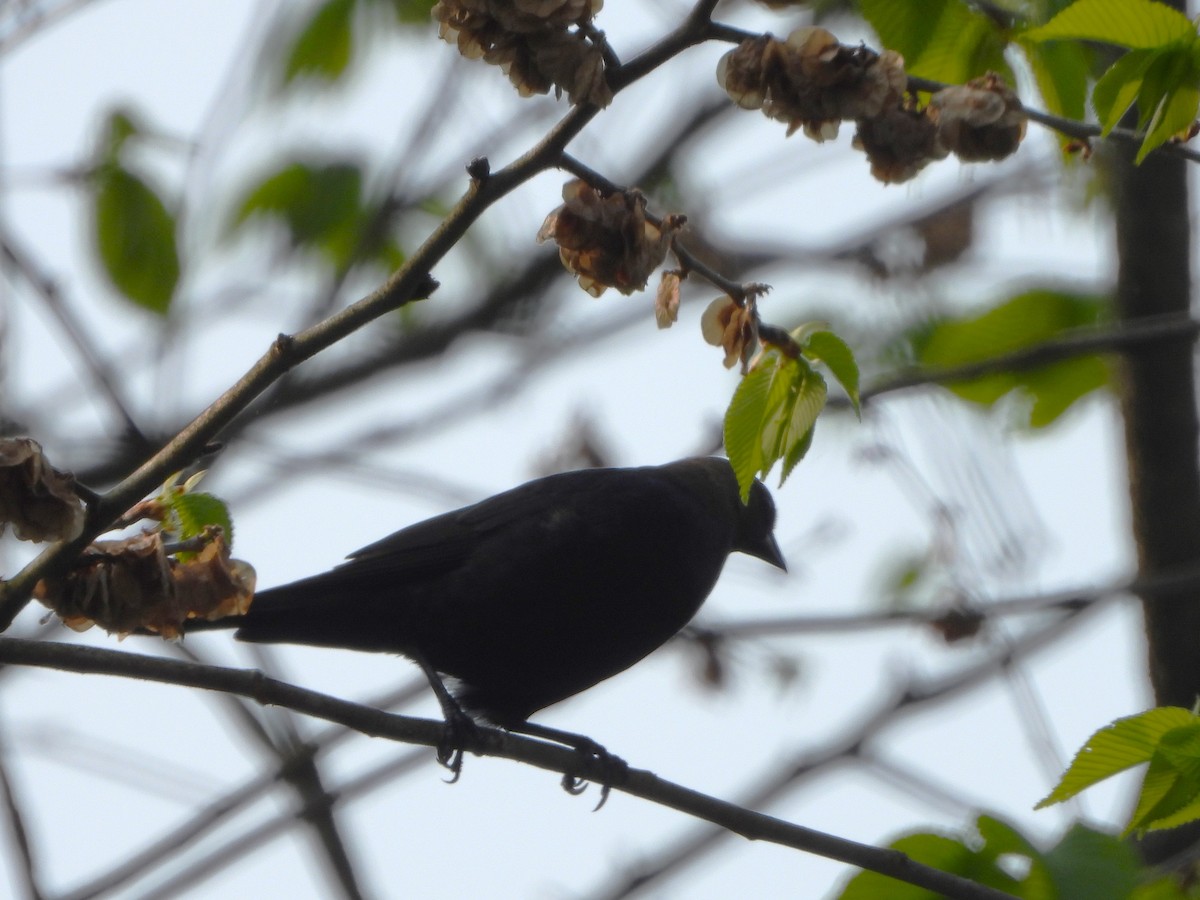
[1128,723,1200,833]
[1022,38,1091,122]
[1022,355,1110,428]
[284,0,357,85]
[772,367,826,485]
[781,420,816,484]
[93,167,180,315]
[233,159,364,262]
[914,288,1110,428]
[100,107,141,160]
[1092,49,1158,133]
[802,330,860,416]
[1023,0,1195,49]
[858,0,1012,85]
[1036,707,1198,808]
[725,358,781,501]
[1040,824,1142,900]
[1137,75,1200,163]
[1133,877,1198,900]
[838,827,1020,899]
[724,352,828,500]
[366,0,437,24]
[169,492,234,547]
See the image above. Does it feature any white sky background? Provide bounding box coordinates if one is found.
[0,1,1152,898]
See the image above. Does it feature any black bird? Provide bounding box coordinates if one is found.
[192,457,784,774]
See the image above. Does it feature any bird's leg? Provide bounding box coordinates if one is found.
[507,721,628,810]
[410,652,480,782]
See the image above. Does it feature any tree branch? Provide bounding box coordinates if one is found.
[0,636,1016,900]
[0,0,734,630]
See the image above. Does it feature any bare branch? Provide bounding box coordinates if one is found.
[0,637,1017,899]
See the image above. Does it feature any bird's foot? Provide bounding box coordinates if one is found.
[559,737,628,811]
[507,721,628,809]
[436,707,481,783]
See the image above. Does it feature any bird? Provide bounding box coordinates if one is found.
[187,457,785,786]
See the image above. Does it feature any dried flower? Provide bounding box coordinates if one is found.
[717,28,906,142]
[0,437,85,543]
[928,73,1026,162]
[35,529,256,639]
[852,101,947,184]
[538,180,680,296]
[432,0,612,106]
[701,296,758,370]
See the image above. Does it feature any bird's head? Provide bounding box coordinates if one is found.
[737,478,787,571]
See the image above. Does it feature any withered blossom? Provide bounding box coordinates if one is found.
[35,529,255,639]
[538,180,680,296]
[0,437,85,543]
[432,0,612,107]
[655,270,682,328]
[928,73,1026,162]
[701,296,758,370]
[717,27,906,142]
[852,101,948,184]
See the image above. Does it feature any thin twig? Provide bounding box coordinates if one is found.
[854,311,1200,408]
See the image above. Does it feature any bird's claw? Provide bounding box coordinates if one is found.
[436,709,481,783]
[561,773,588,795]
[437,743,464,783]
[558,740,627,811]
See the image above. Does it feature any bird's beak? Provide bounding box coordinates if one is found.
[746,534,787,572]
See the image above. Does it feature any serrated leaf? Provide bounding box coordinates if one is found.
[170,491,234,547]
[1036,707,1198,808]
[757,357,804,466]
[1138,78,1200,163]
[1092,49,1158,133]
[93,167,180,315]
[725,357,782,501]
[1126,723,1200,833]
[284,0,357,85]
[725,352,827,500]
[780,421,815,484]
[858,0,1011,84]
[803,330,860,416]
[777,368,826,484]
[1024,0,1195,49]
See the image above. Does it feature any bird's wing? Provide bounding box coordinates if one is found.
[336,470,611,582]
[341,506,480,581]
